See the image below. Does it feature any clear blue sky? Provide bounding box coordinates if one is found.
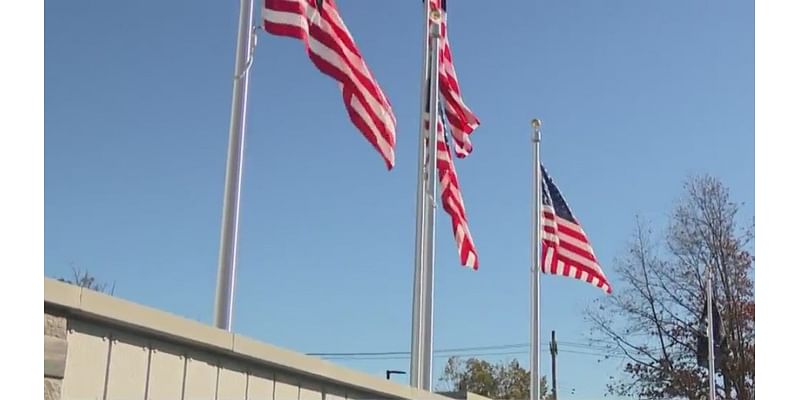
[44,1,753,399]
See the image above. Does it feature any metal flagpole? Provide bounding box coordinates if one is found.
[410,0,433,389]
[421,13,443,390]
[530,119,543,400]
[706,267,716,400]
[213,0,256,331]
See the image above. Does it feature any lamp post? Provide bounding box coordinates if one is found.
[386,370,407,381]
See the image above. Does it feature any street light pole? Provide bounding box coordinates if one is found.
[386,370,407,381]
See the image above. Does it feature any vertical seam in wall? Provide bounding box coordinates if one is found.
[271,372,277,400]
[143,346,153,400]
[101,333,113,400]
[215,361,221,400]
[180,355,188,400]
[244,370,251,400]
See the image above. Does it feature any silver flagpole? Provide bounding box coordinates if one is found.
[213,0,256,331]
[706,267,716,400]
[410,0,433,389]
[530,119,543,400]
[421,12,442,390]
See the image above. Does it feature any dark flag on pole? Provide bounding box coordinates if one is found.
[696,300,726,369]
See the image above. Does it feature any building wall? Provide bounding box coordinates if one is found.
[58,317,370,400]
[44,278,452,400]
[45,310,68,400]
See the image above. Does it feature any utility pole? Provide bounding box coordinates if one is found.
[549,330,558,400]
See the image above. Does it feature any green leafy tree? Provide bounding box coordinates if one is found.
[439,356,555,400]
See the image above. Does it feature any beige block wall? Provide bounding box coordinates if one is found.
[45,278,459,400]
[44,311,68,400]
[58,318,402,400]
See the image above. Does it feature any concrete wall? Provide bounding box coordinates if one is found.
[44,278,455,400]
[438,392,493,400]
[44,309,68,400]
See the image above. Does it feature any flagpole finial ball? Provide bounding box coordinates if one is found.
[532,119,542,130]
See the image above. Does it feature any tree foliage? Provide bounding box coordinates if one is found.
[587,175,754,399]
[439,356,554,400]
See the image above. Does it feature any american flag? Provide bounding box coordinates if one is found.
[263,0,397,169]
[431,0,480,158]
[540,165,611,293]
[422,0,479,269]
[433,103,478,269]
[422,90,478,268]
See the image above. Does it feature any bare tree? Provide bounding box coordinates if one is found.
[58,265,116,295]
[587,175,754,399]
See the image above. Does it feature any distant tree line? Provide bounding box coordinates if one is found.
[438,356,555,400]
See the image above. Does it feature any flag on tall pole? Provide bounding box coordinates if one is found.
[423,0,480,270]
[530,119,611,400]
[411,0,480,390]
[425,0,480,270]
[263,0,398,169]
[432,0,480,158]
[697,295,725,369]
[213,0,398,332]
[700,267,721,400]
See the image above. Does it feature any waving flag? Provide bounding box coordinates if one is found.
[540,166,611,293]
[435,104,478,269]
[431,0,480,158]
[263,0,397,169]
[422,101,479,269]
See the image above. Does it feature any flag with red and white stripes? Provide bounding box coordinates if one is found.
[431,0,480,158]
[540,166,611,293]
[263,0,397,169]
[433,104,478,269]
